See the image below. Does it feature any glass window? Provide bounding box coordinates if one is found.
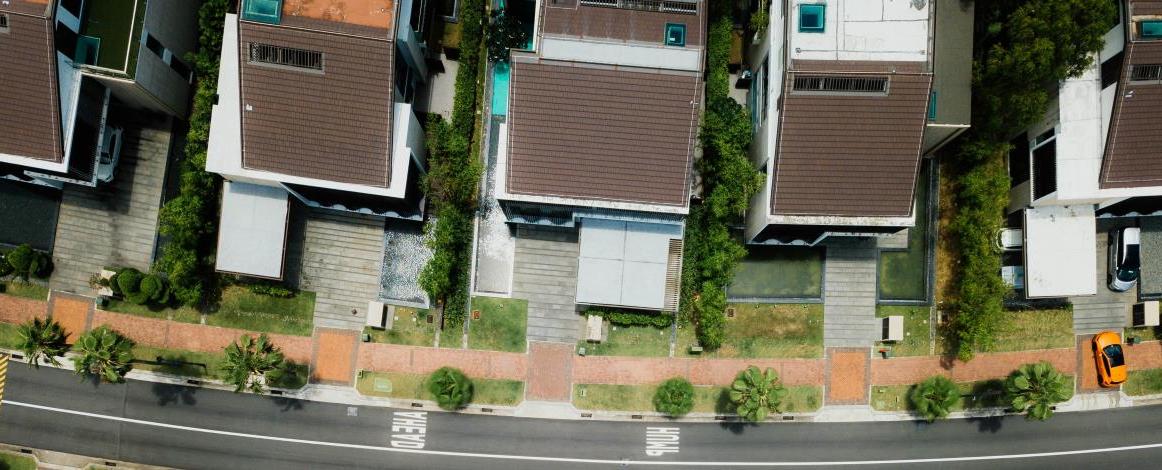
[243,0,283,25]
[927,91,938,121]
[665,23,686,47]
[1104,344,1125,367]
[1031,130,1057,200]
[1142,20,1162,39]
[799,4,825,33]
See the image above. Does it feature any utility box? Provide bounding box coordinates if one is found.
[366,301,394,330]
[881,316,905,342]
[1132,301,1160,327]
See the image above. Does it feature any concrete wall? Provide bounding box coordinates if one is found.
[132,0,200,116]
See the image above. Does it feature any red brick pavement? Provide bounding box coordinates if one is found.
[527,342,573,401]
[0,295,47,324]
[1077,335,1104,392]
[1126,340,1162,370]
[312,329,359,385]
[826,348,869,404]
[48,293,93,343]
[869,348,1076,385]
[355,342,528,379]
[572,356,824,387]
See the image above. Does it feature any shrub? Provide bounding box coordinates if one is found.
[5,244,51,280]
[116,267,145,299]
[0,253,13,278]
[73,326,134,383]
[729,365,787,422]
[653,377,695,417]
[137,274,171,305]
[591,309,673,329]
[908,375,959,422]
[249,283,295,298]
[427,366,473,410]
[1004,361,1071,421]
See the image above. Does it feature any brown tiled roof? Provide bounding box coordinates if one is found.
[1130,0,1162,15]
[506,58,700,207]
[772,61,932,217]
[1100,40,1162,189]
[542,1,704,47]
[0,2,62,162]
[238,20,394,187]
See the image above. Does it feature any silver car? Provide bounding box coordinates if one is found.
[1109,227,1141,292]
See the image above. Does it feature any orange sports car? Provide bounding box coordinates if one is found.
[1093,331,1128,387]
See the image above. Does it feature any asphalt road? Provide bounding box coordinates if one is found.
[2,365,1162,469]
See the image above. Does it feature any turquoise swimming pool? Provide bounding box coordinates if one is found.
[491,62,511,117]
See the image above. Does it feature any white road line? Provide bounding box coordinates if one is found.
[5,399,1162,467]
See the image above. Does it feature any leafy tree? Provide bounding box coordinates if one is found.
[73,326,134,383]
[5,244,52,281]
[221,334,286,393]
[17,318,69,368]
[693,281,727,350]
[1004,361,1071,421]
[653,377,696,417]
[428,366,473,410]
[729,366,787,422]
[133,274,170,305]
[908,375,960,422]
[487,9,528,63]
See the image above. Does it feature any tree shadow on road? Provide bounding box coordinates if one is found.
[267,395,305,412]
[151,382,198,407]
[966,415,1004,433]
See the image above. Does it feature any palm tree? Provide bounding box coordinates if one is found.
[427,367,473,410]
[221,334,285,393]
[17,317,69,368]
[729,366,787,422]
[1005,361,1072,421]
[909,375,960,422]
[73,326,134,383]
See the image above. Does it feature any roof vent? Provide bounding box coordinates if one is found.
[243,0,283,24]
[792,76,889,94]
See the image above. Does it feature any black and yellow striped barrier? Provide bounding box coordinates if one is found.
[0,353,7,410]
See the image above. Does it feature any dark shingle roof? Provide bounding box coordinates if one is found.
[238,19,394,187]
[542,0,704,46]
[505,58,700,207]
[771,61,932,218]
[0,2,62,162]
[1100,30,1162,188]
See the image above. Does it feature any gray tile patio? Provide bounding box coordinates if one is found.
[512,227,582,343]
[1071,219,1136,334]
[823,239,879,348]
[294,208,387,331]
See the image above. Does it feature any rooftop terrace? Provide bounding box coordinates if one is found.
[78,0,146,75]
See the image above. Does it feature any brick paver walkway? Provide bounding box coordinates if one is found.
[0,295,47,325]
[527,342,573,401]
[826,348,869,404]
[356,342,526,380]
[312,328,359,385]
[47,292,93,343]
[870,348,1075,386]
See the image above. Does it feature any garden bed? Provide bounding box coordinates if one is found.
[573,383,821,414]
[876,305,931,357]
[103,285,316,336]
[871,377,1073,412]
[879,161,932,301]
[677,304,823,358]
[937,307,1073,354]
[356,370,524,406]
[365,306,436,347]
[467,296,527,353]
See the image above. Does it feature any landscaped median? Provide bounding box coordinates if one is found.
[574,383,822,414]
[356,370,524,406]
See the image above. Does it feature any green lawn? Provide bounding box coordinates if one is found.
[1124,368,1162,396]
[580,324,671,357]
[574,383,822,414]
[440,321,464,348]
[0,322,23,349]
[130,345,308,389]
[205,287,315,336]
[728,246,824,299]
[356,371,524,406]
[0,452,37,470]
[876,305,931,357]
[468,296,527,353]
[879,162,931,301]
[103,298,202,323]
[365,307,436,347]
[677,304,824,358]
[937,307,1074,355]
[871,377,1074,412]
[0,281,49,301]
[1125,326,1162,342]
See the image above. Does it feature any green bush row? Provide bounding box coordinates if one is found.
[154,0,230,307]
[109,267,171,306]
[589,309,673,329]
[680,4,763,351]
[0,244,53,281]
[419,0,488,328]
[947,0,1115,360]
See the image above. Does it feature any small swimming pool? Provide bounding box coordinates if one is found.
[491,62,511,117]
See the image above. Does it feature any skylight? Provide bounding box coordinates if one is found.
[799,4,825,33]
[243,0,283,24]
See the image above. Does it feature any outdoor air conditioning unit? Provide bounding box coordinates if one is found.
[880,316,904,342]
[1132,301,1160,327]
[365,301,394,330]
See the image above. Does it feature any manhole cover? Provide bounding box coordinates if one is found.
[374,377,393,393]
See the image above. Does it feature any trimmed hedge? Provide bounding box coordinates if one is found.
[590,309,673,329]
[2,244,52,281]
[154,0,230,307]
[419,0,488,328]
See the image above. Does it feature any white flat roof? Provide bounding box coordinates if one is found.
[1024,205,1096,298]
[215,181,290,279]
[575,219,682,310]
[788,0,930,63]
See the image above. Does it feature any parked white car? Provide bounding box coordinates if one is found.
[1109,227,1141,292]
[95,126,124,183]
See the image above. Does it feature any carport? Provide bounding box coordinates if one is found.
[1024,205,1096,298]
[1140,216,1162,300]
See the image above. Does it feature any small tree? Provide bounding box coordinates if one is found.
[17,318,69,368]
[115,267,145,299]
[729,366,787,422]
[74,326,134,383]
[653,377,695,417]
[221,334,285,393]
[5,244,52,281]
[908,375,960,422]
[134,274,171,305]
[1005,361,1072,421]
[427,366,473,410]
